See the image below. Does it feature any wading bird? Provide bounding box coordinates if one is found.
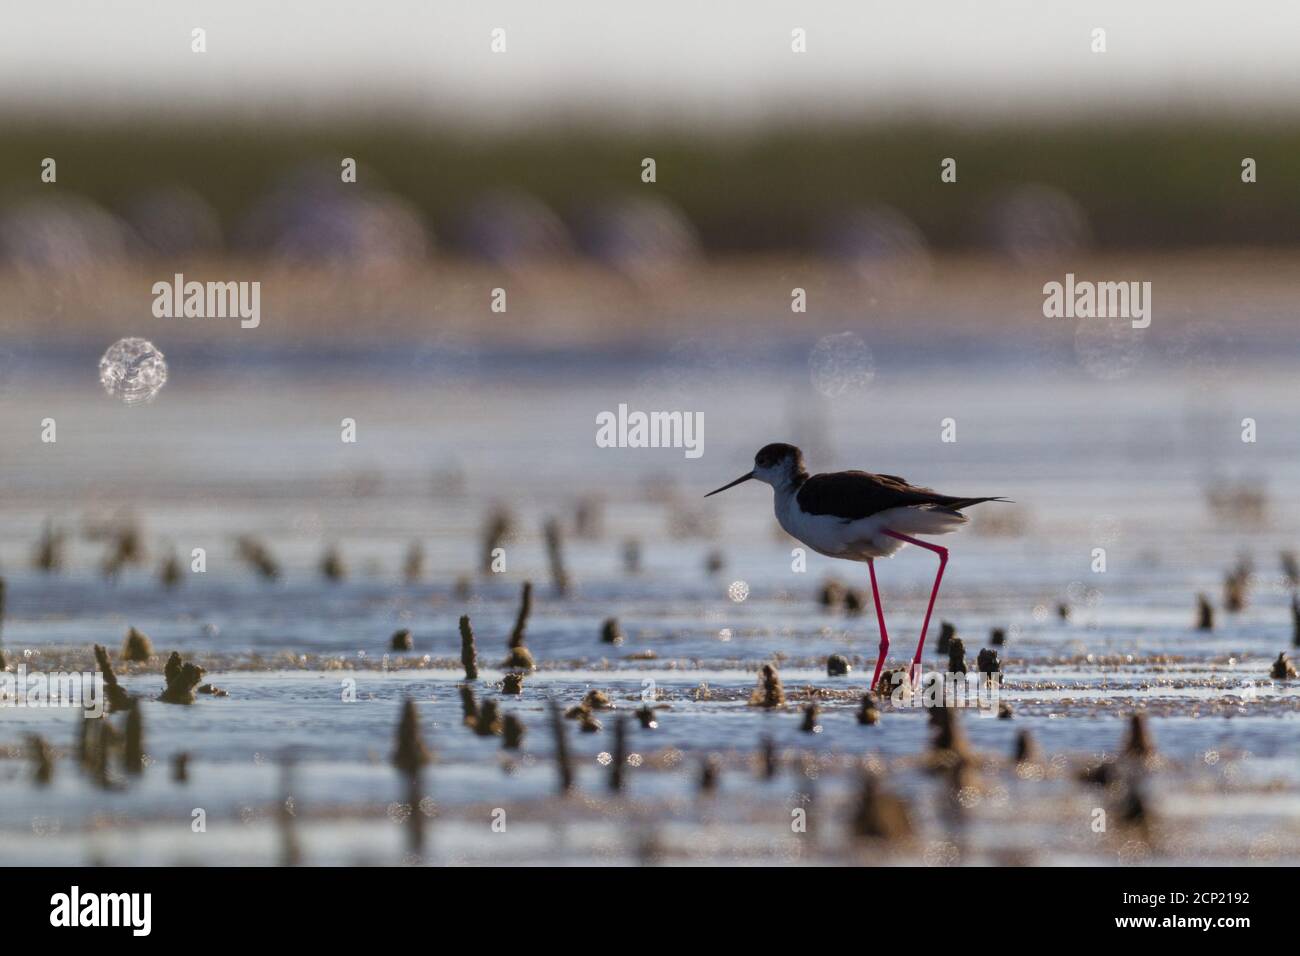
[706,443,1009,690]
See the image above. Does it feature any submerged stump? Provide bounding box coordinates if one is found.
[159,553,183,589]
[160,652,204,705]
[600,617,624,645]
[947,638,968,674]
[1124,712,1156,758]
[849,772,913,841]
[928,705,973,764]
[800,701,820,733]
[1014,729,1041,764]
[544,519,570,596]
[403,541,425,583]
[459,615,479,680]
[28,734,54,787]
[502,584,536,670]
[1196,593,1214,631]
[92,644,133,712]
[319,545,346,582]
[509,582,532,648]
[502,713,526,750]
[121,627,154,662]
[818,578,846,609]
[1271,651,1297,680]
[501,672,525,695]
[749,663,786,708]
[392,699,431,858]
[124,700,144,775]
[609,715,628,792]
[459,685,479,726]
[548,700,574,795]
[699,754,720,794]
[474,699,503,736]
[936,621,956,655]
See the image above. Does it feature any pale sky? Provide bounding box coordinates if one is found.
[3,1,1298,126]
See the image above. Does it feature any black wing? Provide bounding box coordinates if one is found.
[795,471,1002,521]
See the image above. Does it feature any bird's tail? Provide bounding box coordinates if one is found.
[944,496,1014,510]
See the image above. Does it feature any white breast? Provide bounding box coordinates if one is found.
[774,492,967,561]
[774,492,892,560]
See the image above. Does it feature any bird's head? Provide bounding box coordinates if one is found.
[705,443,805,497]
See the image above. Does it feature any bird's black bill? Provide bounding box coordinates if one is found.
[704,472,755,497]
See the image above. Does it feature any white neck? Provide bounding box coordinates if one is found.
[769,477,802,508]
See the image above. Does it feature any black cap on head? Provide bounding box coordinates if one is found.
[754,443,802,469]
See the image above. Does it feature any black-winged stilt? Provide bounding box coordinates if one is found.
[705,443,1009,690]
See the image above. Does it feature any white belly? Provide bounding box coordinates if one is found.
[775,495,968,560]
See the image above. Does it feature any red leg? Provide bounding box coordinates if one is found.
[883,530,948,685]
[866,557,890,691]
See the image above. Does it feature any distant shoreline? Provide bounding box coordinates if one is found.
[2,251,1297,350]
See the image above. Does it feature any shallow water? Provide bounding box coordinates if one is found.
[1,338,1298,865]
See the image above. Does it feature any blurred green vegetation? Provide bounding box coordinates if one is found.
[2,118,1296,250]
